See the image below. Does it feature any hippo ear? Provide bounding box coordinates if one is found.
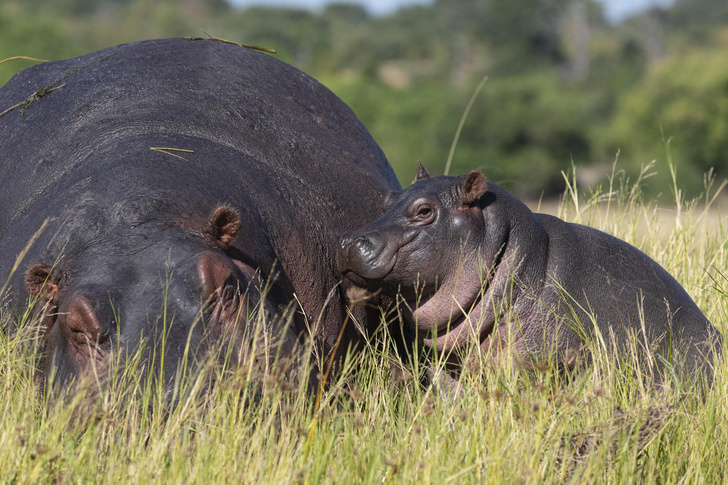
[457,171,487,206]
[26,263,60,302]
[415,160,430,181]
[207,206,242,250]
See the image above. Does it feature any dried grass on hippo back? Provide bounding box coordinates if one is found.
[337,162,721,385]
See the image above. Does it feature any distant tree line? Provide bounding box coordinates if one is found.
[1,0,727,197]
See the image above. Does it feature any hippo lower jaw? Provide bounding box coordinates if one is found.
[398,268,499,352]
[419,295,499,353]
[400,244,516,353]
[403,261,489,330]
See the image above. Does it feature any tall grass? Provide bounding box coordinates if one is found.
[1,163,726,483]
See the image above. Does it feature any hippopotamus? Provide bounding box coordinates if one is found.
[338,163,720,381]
[0,38,400,396]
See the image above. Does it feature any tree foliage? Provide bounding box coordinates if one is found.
[1,0,726,197]
[606,49,728,191]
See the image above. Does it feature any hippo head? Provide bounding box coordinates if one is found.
[338,162,509,351]
[25,206,281,397]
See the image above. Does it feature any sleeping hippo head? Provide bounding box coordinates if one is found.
[338,162,510,350]
[25,206,280,396]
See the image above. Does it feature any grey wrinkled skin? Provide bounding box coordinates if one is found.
[338,166,720,382]
[0,38,400,398]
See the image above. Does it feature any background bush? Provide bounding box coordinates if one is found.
[2,0,727,197]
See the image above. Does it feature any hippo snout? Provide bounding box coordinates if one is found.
[337,232,396,282]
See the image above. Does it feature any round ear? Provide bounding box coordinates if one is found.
[458,171,487,206]
[415,160,430,181]
[26,263,60,302]
[207,206,242,250]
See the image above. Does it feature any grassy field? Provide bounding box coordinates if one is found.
[1,163,727,484]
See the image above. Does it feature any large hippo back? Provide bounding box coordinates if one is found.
[0,38,400,390]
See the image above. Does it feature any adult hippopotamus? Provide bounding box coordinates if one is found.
[338,163,720,381]
[0,38,400,396]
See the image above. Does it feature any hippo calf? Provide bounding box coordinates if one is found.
[0,38,400,397]
[338,163,720,381]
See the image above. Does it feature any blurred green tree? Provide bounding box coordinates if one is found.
[1,0,726,198]
[607,49,728,194]
[0,3,78,85]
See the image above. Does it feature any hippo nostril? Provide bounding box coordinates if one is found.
[353,236,372,253]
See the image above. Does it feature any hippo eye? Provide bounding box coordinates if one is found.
[409,202,435,224]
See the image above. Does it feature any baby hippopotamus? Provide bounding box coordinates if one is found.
[337,162,721,380]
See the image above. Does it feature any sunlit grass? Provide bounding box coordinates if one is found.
[1,163,726,483]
